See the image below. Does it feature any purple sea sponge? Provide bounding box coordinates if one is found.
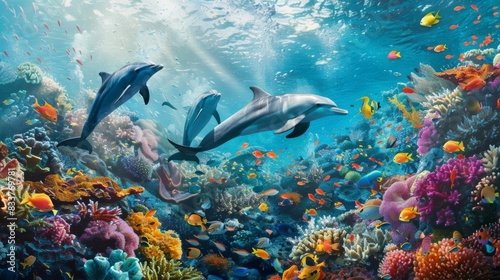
[36,216,76,247]
[414,156,484,227]
[417,119,439,155]
[79,217,139,257]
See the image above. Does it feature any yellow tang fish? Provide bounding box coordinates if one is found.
[399,206,419,222]
[393,152,413,164]
[358,96,377,119]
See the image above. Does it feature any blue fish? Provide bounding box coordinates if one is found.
[168,86,348,163]
[357,170,383,188]
[57,62,163,153]
[232,266,249,277]
[400,242,412,251]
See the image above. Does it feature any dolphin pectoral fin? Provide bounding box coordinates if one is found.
[114,84,131,105]
[274,114,306,134]
[213,110,221,124]
[286,122,310,138]
[98,72,111,84]
[162,101,177,110]
[140,86,150,105]
[249,86,272,101]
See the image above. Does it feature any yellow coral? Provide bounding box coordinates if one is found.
[126,210,182,261]
[140,244,165,262]
[388,95,421,129]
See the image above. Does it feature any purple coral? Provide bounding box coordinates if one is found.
[417,119,439,155]
[79,217,139,257]
[36,216,76,247]
[413,156,484,227]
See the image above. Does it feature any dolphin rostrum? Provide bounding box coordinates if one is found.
[168,86,348,163]
[57,62,163,153]
[182,89,221,146]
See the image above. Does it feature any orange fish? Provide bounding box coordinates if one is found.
[266,151,278,159]
[463,41,470,46]
[248,173,257,179]
[494,6,498,10]
[297,181,306,186]
[476,55,484,60]
[471,35,478,40]
[370,119,375,125]
[315,188,326,195]
[255,159,262,165]
[20,192,55,214]
[370,189,378,197]
[386,123,392,128]
[427,46,434,50]
[494,11,499,16]
[334,202,343,208]
[460,77,486,91]
[458,54,465,61]
[236,151,242,155]
[241,142,249,149]
[473,20,480,24]
[252,150,264,158]
[305,208,318,216]
[482,34,493,45]
[260,189,279,196]
[334,182,341,187]
[308,193,316,202]
[252,248,271,260]
[336,164,343,171]
[497,98,500,109]
[314,139,320,146]
[265,229,273,235]
[353,154,359,160]
[445,54,453,59]
[454,5,465,11]
[323,175,331,181]
[402,87,415,94]
[450,169,457,189]
[32,98,57,122]
[471,4,478,12]
[434,44,447,52]
[457,154,465,160]
[317,198,325,205]
[351,163,363,171]
[396,125,402,131]
[449,24,459,30]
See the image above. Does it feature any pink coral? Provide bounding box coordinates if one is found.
[133,125,159,161]
[36,216,76,247]
[378,249,414,280]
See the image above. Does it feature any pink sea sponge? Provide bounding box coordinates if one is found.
[36,216,76,247]
[378,249,414,280]
[133,125,158,161]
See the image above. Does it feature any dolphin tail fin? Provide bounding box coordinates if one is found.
[57,137,93,154]
[167,139,202,163]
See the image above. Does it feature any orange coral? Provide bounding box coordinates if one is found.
[434,64,499,85]
[388,95,421,129]
[201,254,231,271]
[25,172,144,202]
[126,210,182,260]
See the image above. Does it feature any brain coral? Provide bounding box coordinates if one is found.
[17,62,43,84]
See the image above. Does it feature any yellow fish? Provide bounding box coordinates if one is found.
[393,152,413,164]
[443,140,464,153]
[184,213,207,231]
[258,202,268,212]
[20,255,36,269]
[297,262,325,280]
[282,265,299,280]
[399,206,419,222]
[251,248,270,260]
[420,11,441,27]
[358,96,376,119]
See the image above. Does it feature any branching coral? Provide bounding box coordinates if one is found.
[343,228,391,263]
[421,87,463,117]
[414,238,492,280]
[388,94,421,128]
[140,257,203,280]
[210,185,265,215]
[414,156,485,228]
[35,216,76,247]
[25,172,144,203]
[289,227,347,260]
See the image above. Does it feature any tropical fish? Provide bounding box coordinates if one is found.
[357,170,383,188]
[272,258,283,273]
[453,231,463,245]
[402,87,415,94]
[393,152,413,164]
[168,86,348,163]
[20,192,56,214]
[471,4,478,12]
[184,213,207,231]
[233,249,250,256]
[241,142,249,149]
[358,96,379,119]
[20,255,36,269]
[449,24,459,30]
[460,77,486,91]
[57,62,163,153]
[33,98,57,122]
[374,221,391,231]
[433,44,447,52]
[251,248,271,260]
[465,95,482,114]
[282,265,299,280]
[449,246,461,253]
[420,11,441,27]
[3,98,15,105]
[334,202,346,211]
[248,173,257,179]
[443,140,464,153]
[258,202,269,212]
[266,151,278,158]
[481,185,499,203]
[232,267,250,277]
[297,261,325,280]
[387,50,401,60]
[315,188,326,195]
[454,5,465,11]
[386,136,397,148]
[301,254,319,267]
[207,221,227,235]
[477,227,495,253]
[304,208,318,216]
[186,247,201,259]
[421,236,432,256]
[278,198,293,206]
[186,239,200,246]
[255,237,271,248]
[260,188,279,196]
[399,206,419,222]
[400,242,412,251]
[356,205,382,220]
[212,241,226,251]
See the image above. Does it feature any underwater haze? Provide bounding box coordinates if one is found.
[1,0,500,279]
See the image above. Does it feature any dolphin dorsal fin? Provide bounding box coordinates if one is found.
[249,86,271,101]
[98,72,111,84]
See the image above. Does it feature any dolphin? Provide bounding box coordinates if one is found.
[182,89,221,146]
[57,62,163,153]
[168,86,348,163]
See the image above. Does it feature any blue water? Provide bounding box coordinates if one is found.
[1,0,500,279]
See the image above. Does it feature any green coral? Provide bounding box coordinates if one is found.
[17,62,43,84]
[345,171,361,183]
[140,257,203,280]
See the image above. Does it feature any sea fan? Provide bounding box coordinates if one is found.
[0,61,17,85]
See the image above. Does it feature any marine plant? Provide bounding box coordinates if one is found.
[388,94,421,128]
[140,256,203,280]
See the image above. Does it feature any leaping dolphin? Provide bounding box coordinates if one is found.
[57,62,163,153]
[182,89,221,146]
[168,86,348,163]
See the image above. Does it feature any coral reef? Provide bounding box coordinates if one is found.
[416,119,439,155]
[482,145,500,173]
[409,63,455,95]
[154,162,197,203]
[133,125,159,162]
[17,62,43,84]
[378,248,414,280]
[113,155,153,182]
[388,94,421,128]
[0,61,17,85]
[84,249,143,280]
[201,254,231,272]
[25,172,144,203]
[289,227,347,261]
[413,238,491,279]
[343,228,391,263]
[35,216,76,247]
[140,257,203,280]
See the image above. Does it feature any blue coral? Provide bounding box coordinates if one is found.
[84,249,143,280]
